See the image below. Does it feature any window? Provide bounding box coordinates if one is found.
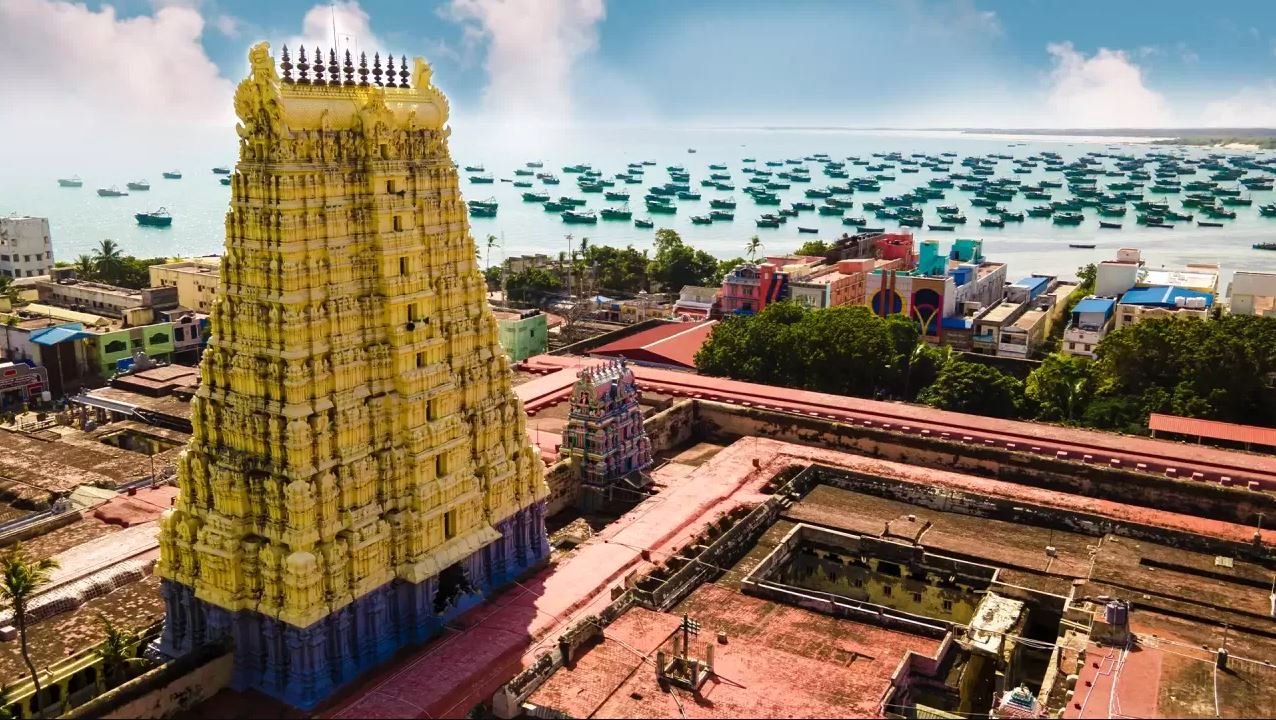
[105,339,127,354]
[912,592,922,603]
[407,303,419,322]
[883,585,893,597]
[443,510,456,540]
[393,215,403,232]
[436,452,448,477]
[942,599,954,612]
[400,257,408,275]
[174,327,185,341]
[416,351,426,368]
[428,397,441,421]
[387,179,396,194]
[853,577,863,588]
[149,332,169,345]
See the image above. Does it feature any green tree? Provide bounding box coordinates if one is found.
[1075,263,1097,293]
[93,239,124,284]
[745,235,763,261]
[75,254,96,278]
[0,544,58,715]
[903,341,950,401]
[1024,353,1093,422]
[794,239,831,257]
[506,267,562,303]
[93,614,148,687]
[581,244,649,294]
[647,229,718,294]
[918,360,1022,418]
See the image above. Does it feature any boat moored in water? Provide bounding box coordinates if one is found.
[135,207,173,227]
[58,176,83,187]
[162,170,182,179]
[127,180,150,191]
[97,186,128,197]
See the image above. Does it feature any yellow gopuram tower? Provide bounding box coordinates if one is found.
[156,43,549,709]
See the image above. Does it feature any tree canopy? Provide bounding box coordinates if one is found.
[918,360,1023,419]
[794,239,831,257]
[647,229,720,293]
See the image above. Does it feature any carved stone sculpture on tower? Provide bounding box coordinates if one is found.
[156,42,549,710]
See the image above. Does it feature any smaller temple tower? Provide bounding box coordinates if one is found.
[562,359,652,508]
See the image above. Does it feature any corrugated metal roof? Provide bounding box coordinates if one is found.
[29,323,94,346]
[1119,285,1214,308]
[1073,297,1115,315]
[1149,413,1276,448]
[591,320,716,369]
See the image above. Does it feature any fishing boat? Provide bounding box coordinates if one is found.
[1253,242,1276,251]
[791,201,815,211]
[212,167,231,174]
[710,198,737,209]
[1260,204,1276,217]
[1052,212,1083,225]
[1068,244,1096,249]
[1198,221,1224,228]
[220,177,231,186]
[468,198,498,217]
[514,169,534,176]
[540,174,561,185]
[797,226,819,234]
[604,190,630,201]
[561,210,597,224]
[691,215,713,225]
[162,170,182,180]
[1000,211,1025,222]
[634,218,654,229]
[646,200,677,214]
[755,217,780,228]
[543,201,570,212]
[841,216,868,226]
[818,205,844,216]
[709,210,735,221]
[135,207,172,227]
[464,165,485,172]
[57,176,83,187]
[1147,222,1174,229]
[469,174,495,184]
[126,180,150,191]
[928,224,955,231]
[526,161,544,168]
[513,181,533,188]
[522,191,550,202]
[979,218,1005,228]
[1099,221,1122,229]
[600,207,632,221]
[97,186,128,197]
[676,191,701,200]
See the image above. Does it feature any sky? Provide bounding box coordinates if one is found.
[2,0,1276,171]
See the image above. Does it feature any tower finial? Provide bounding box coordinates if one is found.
[312,46,325,84]
[328,49,340,86]
[358,52,369,87]
[343,50,355,86]
[297,46,310,85]
[280,46,294,84]
[372,52,383,86]
[399,55,410,88]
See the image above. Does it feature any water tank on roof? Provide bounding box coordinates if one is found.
[1104,599,1128,627]
[1175,297,1188,308]
[1190,297,1207,309]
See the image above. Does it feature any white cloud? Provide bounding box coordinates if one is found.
[1201,84,1276,127]
[443,0,606,126]
[1042,42,1174,127]
[214,13,240,38]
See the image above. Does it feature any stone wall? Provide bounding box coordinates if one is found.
[65,646,233,720]
[543,460,576,517]
[643,399,696,454]
[694,401,1276,529]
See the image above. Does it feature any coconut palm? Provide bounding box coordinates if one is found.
[485,234,498,270]
[74,254,96,280]
[93,614,147,687]
[0,544,58,715]
[93,240,124,284]
[745,235,763,262]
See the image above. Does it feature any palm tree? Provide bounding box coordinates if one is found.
[93,614,147,688]
[93,240,123,284]
[74,254,96,280]
[485,234,498,271]
[0,544,58,715]
[745,235,763,262]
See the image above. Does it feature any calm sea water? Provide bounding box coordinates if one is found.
[4,127,1275,285]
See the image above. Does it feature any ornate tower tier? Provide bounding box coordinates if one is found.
[156,43,549,710]
[562,359,653,508]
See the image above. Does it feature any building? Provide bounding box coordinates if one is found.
[969,276,1075,358]
[672,285,719,320]
[83,321,175,375]
[0,215,53,279]
[1226,270,1276,316]
[1063,297,1116,357]
[867,239,1007,340]
[147,257,222,313]
[1094,248,1220,299]
[162,310,211,361]
[1114,285,1213,329]
[154,43,550,710]
[720,262,790,315]
[590,319,716,370]
[35,274,177,325]
[494,308,548,362]
[561,360,653,505]
[0,361,48,408]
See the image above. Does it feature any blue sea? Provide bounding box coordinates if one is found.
[3,126,1275,285]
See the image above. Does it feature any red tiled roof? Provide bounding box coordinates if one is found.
[590,320,716,369]
[1149,413,1276,448]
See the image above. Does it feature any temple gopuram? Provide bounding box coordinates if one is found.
[155,43,549,709]
[562,359,653,508]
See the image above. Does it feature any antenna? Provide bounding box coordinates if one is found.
[330,1,339,50]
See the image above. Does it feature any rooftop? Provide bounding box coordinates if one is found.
[590,320,715,370]
[1119,285,1215,308]
[1011,308,1048,332]
[1073,297,1115,314]
[979,301,1022,325]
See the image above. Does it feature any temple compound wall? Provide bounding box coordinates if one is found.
[154,43,549,709]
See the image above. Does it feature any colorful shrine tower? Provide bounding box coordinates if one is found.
[561,359,652,505]
[155,43,549,709]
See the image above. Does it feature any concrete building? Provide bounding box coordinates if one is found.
[1114,286,1213,329]
[720,262,790,315]
[1227,270,1276,316]
[155,44,550,710]
[1094,248,1220,299]
[35,275,177,325]
[867,239,1007,340]
[494,308,549,362]
[672,285,719,320]
[0,215,53,279]
[969,276,1074,358]
[147,257,221,313]
[1063,297,1116,358]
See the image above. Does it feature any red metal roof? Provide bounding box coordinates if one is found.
[590,320,716,369]
[1149,413,1276,448]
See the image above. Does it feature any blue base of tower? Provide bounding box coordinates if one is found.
[159,501,550,710]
